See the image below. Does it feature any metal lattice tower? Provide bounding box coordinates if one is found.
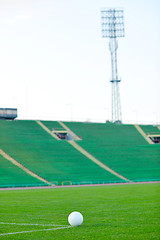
[101,9,125,123]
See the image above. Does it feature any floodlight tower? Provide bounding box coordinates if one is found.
[101,9,125,123]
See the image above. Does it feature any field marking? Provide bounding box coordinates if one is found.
[0,226,71,236]
[0,222,67,227]
[36,120,60,140]
[58,121,81,140]
[134,125,153,144]
[68,140,131,182]
[0,148,53,186]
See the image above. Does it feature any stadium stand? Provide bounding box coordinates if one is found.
[140,125,160,135]
[140,125,160,143]
[0,154,42,187]
[0,120,122,187]
[62,122,160,182]
[0,120,159,187]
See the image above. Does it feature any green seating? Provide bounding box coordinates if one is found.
[140,125,160,135]
[0,154,42,188]
[0,120,121,187]
[0,120,159,187]
[65,122,160,182]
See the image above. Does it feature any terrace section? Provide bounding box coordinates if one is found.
[0,120,122,187]
[0,154,43,188]
[140,125,160,144]
[52,128,76,140]
[148,133,160,144]
[41,121,82,141]
[64,121,160,182]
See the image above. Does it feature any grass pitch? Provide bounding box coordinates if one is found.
[0,183,159,240]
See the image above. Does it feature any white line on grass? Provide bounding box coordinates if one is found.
[0,222,67,227]
[0,226,71,236]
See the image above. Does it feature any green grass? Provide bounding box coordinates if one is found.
[0,183,160,239]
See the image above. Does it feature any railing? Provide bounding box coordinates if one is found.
[61,181,72,186]
[0,179,159,189]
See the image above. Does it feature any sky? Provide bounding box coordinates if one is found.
[0,0,159,124]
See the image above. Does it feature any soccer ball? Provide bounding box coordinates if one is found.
[68,211,83,227]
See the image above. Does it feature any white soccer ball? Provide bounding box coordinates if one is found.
[68,211,83,227]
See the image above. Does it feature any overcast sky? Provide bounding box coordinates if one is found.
[0,0,159,124]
